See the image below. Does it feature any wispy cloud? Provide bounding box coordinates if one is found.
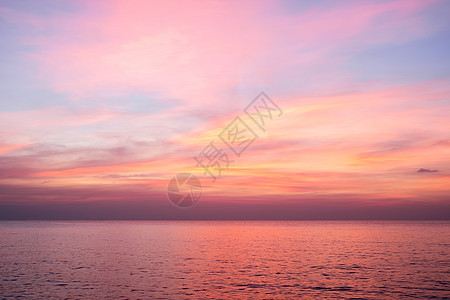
[418,168,439,173]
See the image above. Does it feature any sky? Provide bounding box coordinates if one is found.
[0,0,449,219]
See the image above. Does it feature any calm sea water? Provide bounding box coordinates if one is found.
[0,221,449,299]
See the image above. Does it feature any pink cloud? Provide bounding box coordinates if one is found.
[0,143,30,155]
[0,106,117,129]
[7,0,437,104]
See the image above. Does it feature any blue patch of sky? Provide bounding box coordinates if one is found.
[344,0,450,84]
[0,0,84,17]
[278,0,330,15]
[345,28,450,84]
[84,91,176,114]
[0,36,68,112]
[0,2,71,112]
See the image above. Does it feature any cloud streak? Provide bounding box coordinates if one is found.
[418,168,439,173]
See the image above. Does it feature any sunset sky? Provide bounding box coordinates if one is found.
[0,0,449,219]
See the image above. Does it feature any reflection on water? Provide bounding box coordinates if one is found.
[1,221,449,299]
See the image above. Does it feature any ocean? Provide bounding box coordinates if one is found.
[1,221,449,299]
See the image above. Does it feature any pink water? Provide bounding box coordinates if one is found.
[1,221,449,299]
